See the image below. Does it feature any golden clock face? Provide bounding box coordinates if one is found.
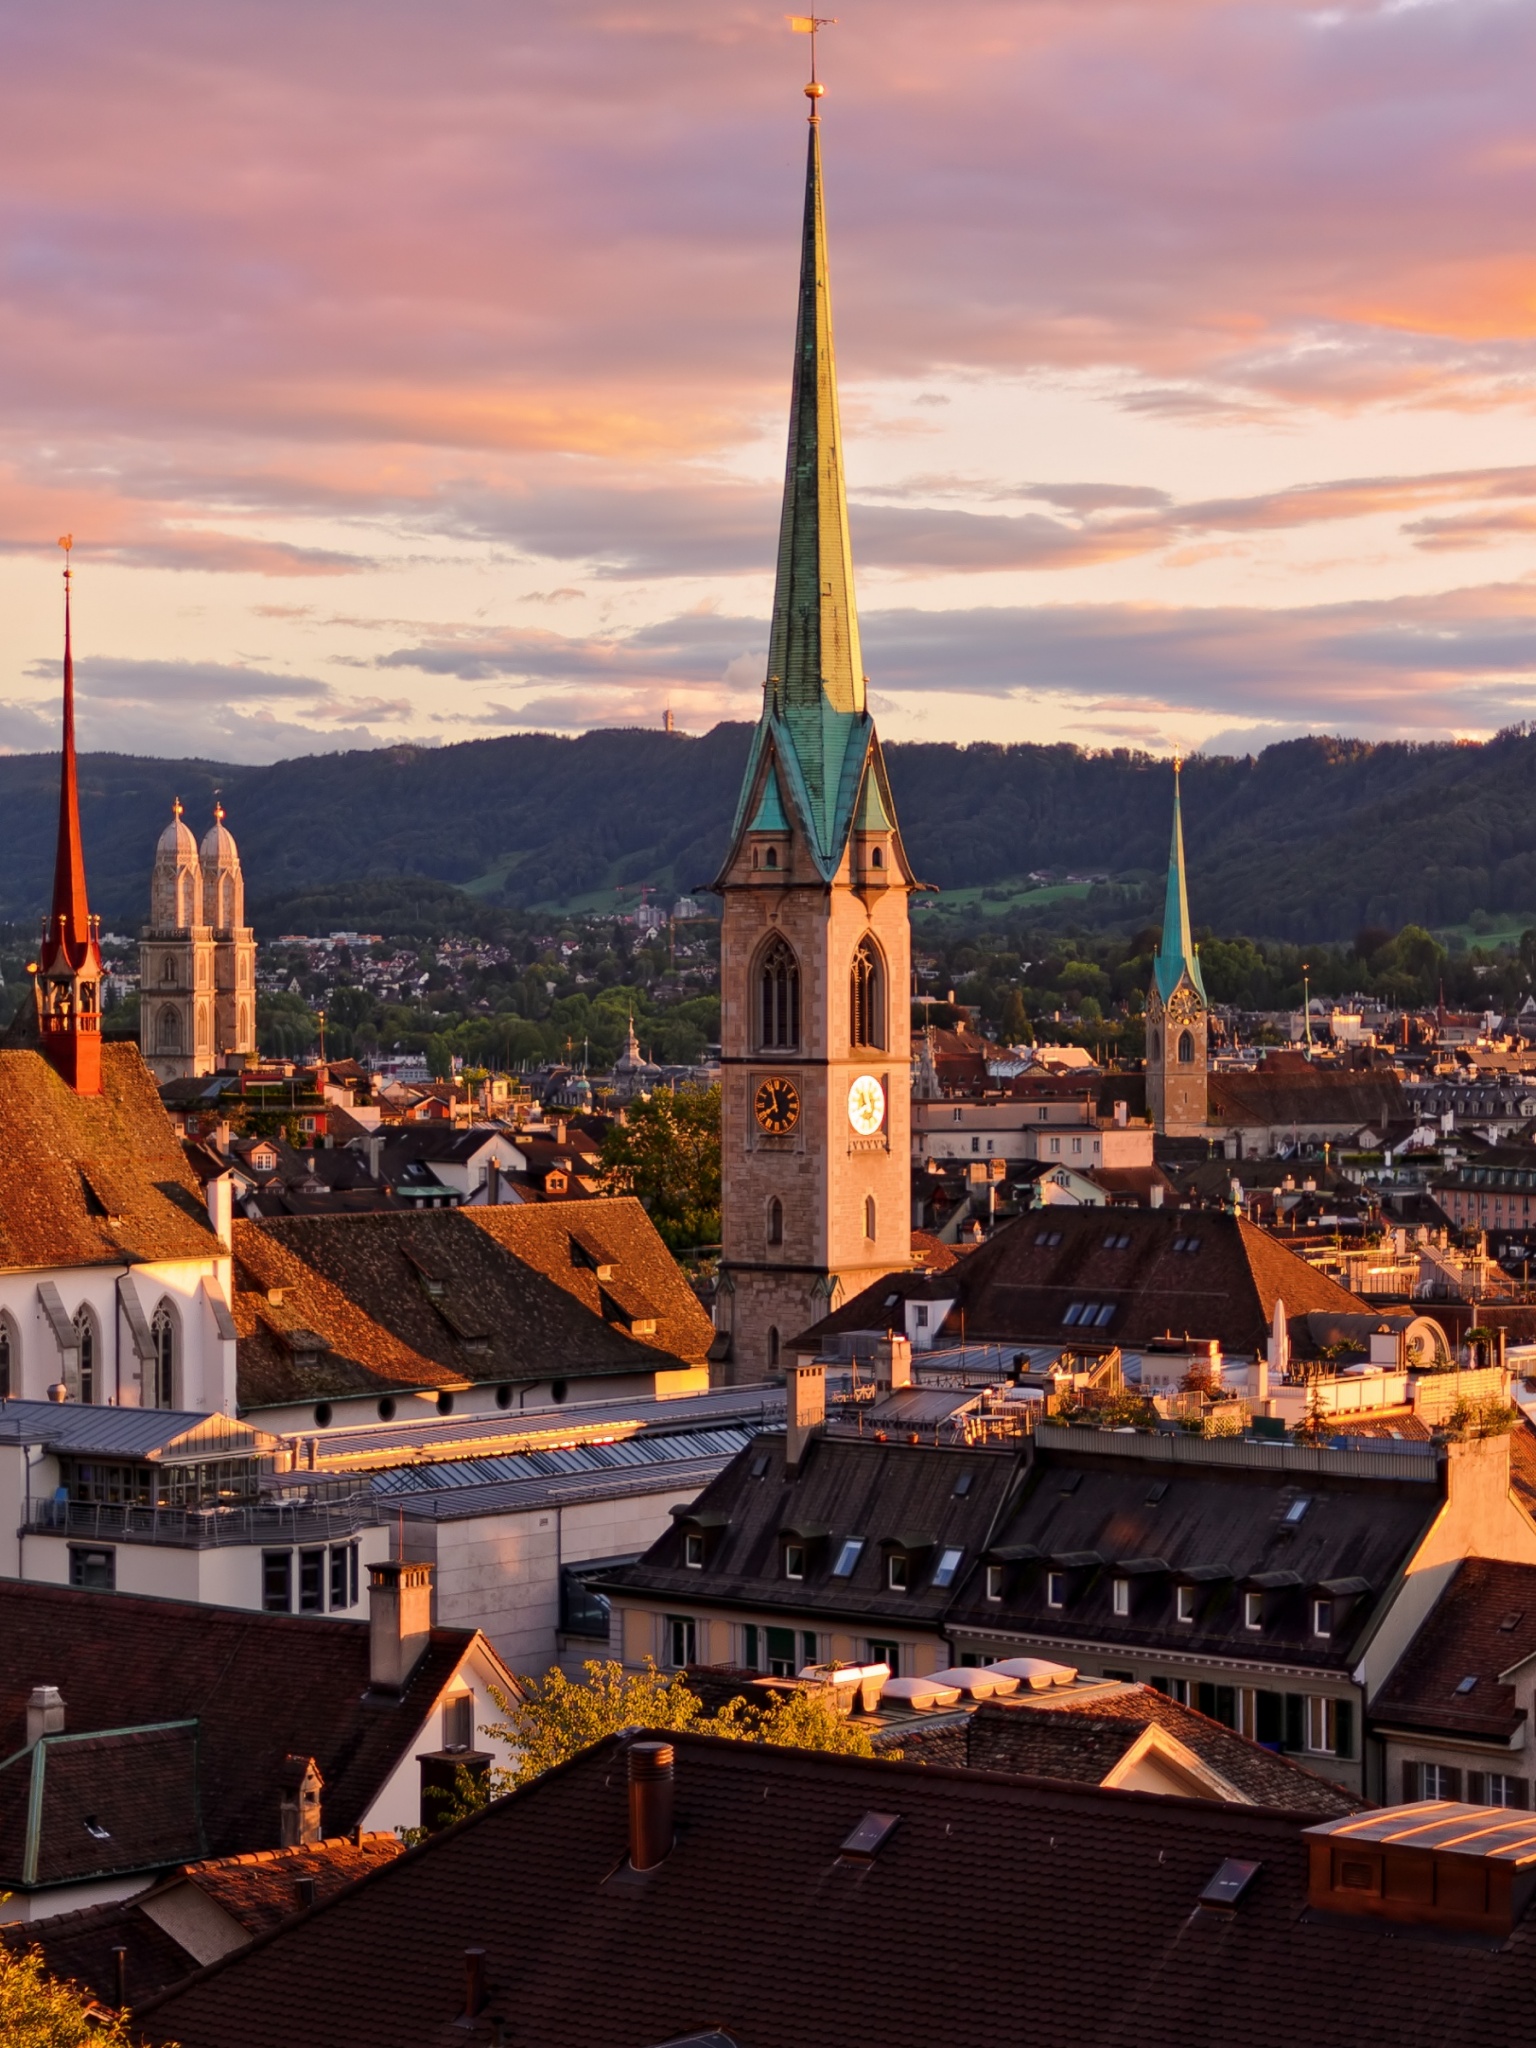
[754,1075,801,1134]
[847,1073,886,1137]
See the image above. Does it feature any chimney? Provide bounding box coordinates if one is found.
[214,1119,232,1155]
[784,1362,825,1475]
[1114,1098,1128,1127]
[554,1119,566,1145]
[628,1740,675,1871]
[368,1560,434,1694]
[1149,1183,1164,1209]
[27,1685,64,1746]
[206,1172,233,1249]
[278,1754,324,1847]
[874,1334,913,1390]
[462,1949,487,2020]
[367,1134,385,1181]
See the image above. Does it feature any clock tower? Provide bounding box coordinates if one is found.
[713,94,916,1383]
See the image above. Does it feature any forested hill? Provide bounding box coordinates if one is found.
[2,724,1534,943]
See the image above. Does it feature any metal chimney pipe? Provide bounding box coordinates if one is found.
[628,1740,675,1871]
[112,1945,127,2011]
[463,1947,487,2018]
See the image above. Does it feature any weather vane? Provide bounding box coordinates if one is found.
[58,532,72,585]
[789,14,837,100]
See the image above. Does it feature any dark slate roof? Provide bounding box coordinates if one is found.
[1207,1067,1408,1130]
[0,1722,203,1888]
[375,1127,511,1168]
[943,1435,1441,1670]
[232,1199,706,1409]
[794,1206,1368,1356]
[594,1433,1024,1630]
[0,1582,476,1882]
[0,1046,223,1272]
[3,1834,402,2010]
[1372,1557,1536,1742]
[140,1731,1536,2048]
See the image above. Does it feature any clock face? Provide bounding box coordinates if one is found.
[754,1075,801,1134]
[847,1073,886,1137]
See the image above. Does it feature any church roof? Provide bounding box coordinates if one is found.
[157,802,198,860]
[1153,763,1206,1007]
[201,804,240,865]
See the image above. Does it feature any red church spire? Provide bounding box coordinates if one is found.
[34,537,102,1093]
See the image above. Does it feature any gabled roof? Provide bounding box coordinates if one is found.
[0,1046,224,1271]
[0,1399,274,1461]
[0,1582,478,1887]
[0,1721,203,1888]
[1373,1556,1536,1741]
[138,1730,1536,2048]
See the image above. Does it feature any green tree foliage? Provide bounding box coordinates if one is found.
[0,1943,150,2047]
[601,1084,721,1248]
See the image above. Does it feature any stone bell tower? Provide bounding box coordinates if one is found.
[713,92,916,1384]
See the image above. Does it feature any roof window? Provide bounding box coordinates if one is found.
[932,1546,964,1588]
[1062,1302,1086,1326]
[839,1812,900,1862]
[952,1471,974,1498]
[1102,1232,1131,1250]
[1283,1496,1311,1525]
[1455,1674,1479,1695]
[831,1538,864,1578]
[1171,1235,1202,1254]
[1035,1229,1062,1248]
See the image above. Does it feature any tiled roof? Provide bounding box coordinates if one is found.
[595,1433,1024,1630]
[139,1730,1536,2048]
[795,1206,1367,1356]
[0,1046,222,1272]
[233,1199,708,1408]
[1372,1556,1536,1740]
[0,1582,475,1879]
[1207,1068,1408,1130]
[0,1722,203,1888]
[3,1835,401,2009]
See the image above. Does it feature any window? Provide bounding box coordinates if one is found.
[1176,1584,1197,1623]
[151,1302,177,1410]
[870,844,884,869]
[1283,1496,1311,1525]
[784,1543,806,1580]
[913,1304,929,1329]
[1177,1030,1195,1064]
[73,1307,98,1405]
[69,1545,115,1590]
[1103,1233,1131,1250]
[768,1327,780,1372]
[263,1550,293,1613]
[971,1135,980,1153]
[802,1630,819,1667]
[1171,1235,1202,1254]
[850,937,885,1049]
[1477,1773,1526,1808]
[986,1564,1005,1601]
[1071,1137,1081,1155]
[933,1546,964,1588]
[330,1543,359,1610]
[741,1624,760,1670]
[767,1198,783,1248]
[864,1195,877,1242]
[1305,1695,1353,1757]
[442,1694,473,1752]
[1047,1572,1066,1609]
[1312,1598,1333,1638]
[1418,1763,1461,1800]
[1035,1229,1062,1248]
[868,1640,900,1676]
[1062,1302,1085,1326]
[1094,1304,1115,1327]
[766,1625,797,1678]
[887,1553,910,1592]
[666,1616,697,1668]
[1112,1578,1130,1617]
[298,1548,325,1613]
[832,1538,864,1577]
[1049,1137,1061,1155]
[1244,1591,1263,1631]
[684,1532,705,1569]
[0,1313,14,1398]
[158,1003,183,1053]
[764,845,778,869]
[758,937,800,1049]
[952,1471,974,1497]
[1197,1682,1238,1729]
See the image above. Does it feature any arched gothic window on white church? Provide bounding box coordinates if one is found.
[151,1302,177,1409]
[758,937,799,1050]
[850,937,885,1049]
[159,1005,183,1054]
[1177,1030,1196,1064]
[73,1306,98,1405]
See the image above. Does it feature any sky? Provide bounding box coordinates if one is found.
[3,0,1536,764]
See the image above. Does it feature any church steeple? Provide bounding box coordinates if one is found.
[34,539,103,1094]
[1153,758,1206,1006]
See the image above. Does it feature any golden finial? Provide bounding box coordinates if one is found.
[58,533,72,584]
[1173,751,1183,776]
[789,15,836,101]
[172,797,183,820]
[213,797,226,825]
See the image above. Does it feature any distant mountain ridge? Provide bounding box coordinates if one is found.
[2,724,1534,943]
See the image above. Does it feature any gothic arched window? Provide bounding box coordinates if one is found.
[1177,1030,1196,1065]
[0,1312,16,1399]
[767,1198,784,1248]
[177,873,195,926]
[151,1302,177,1409]
[850,937,885,1050]
[865,1194,878,1241]
[768,1327,780,1372]
[161,956,177,985]
[758,937,800,1050]
[159,1005,183,1053]
[73,1306,98,1405]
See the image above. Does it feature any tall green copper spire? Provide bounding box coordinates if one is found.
[1153,759,1206,1005]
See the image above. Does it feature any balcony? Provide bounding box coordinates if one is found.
[25,1494,386,1549]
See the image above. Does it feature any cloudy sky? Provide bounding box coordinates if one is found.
[2,0,1535,762]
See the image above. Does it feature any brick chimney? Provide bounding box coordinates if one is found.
[368,1560,434,1694]
[874,1335,913,1390]
[784,1362,825,1476]
[27,1685,64,1746]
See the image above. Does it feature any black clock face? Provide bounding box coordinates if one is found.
[754,1075,801,1134]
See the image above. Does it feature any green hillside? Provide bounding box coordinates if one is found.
[5,724,1535,944]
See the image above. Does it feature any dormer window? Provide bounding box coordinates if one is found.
[1313,1598,1333,1638]
[887,1553,910,1592]
[684,1533,704,1569]
[784,1543,806,1581]
[1244,1591,1263,1631]
[1177,1584,1197,1623]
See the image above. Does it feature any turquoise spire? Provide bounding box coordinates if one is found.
[1153,760,1206,1005]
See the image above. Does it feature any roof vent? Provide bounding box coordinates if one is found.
[1199,1858,1260,1911]
[839,1811,900,1862]
[1305,1805,1536,1936]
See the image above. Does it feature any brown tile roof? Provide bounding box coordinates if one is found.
[795,1206,1367,1356]
[0,1582,476,1878]
[1207,1067,1408,1131]
[0,1722,203,1889]
[233,1199,709,1408]
[1372,1556,1536,1741]
[3,1835,402,2010]
[0,1046,222,1272]
[138,1730,1536,2048]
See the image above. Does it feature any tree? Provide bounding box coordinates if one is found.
[0,1943,147,2047]
[600,1084,721,1248]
